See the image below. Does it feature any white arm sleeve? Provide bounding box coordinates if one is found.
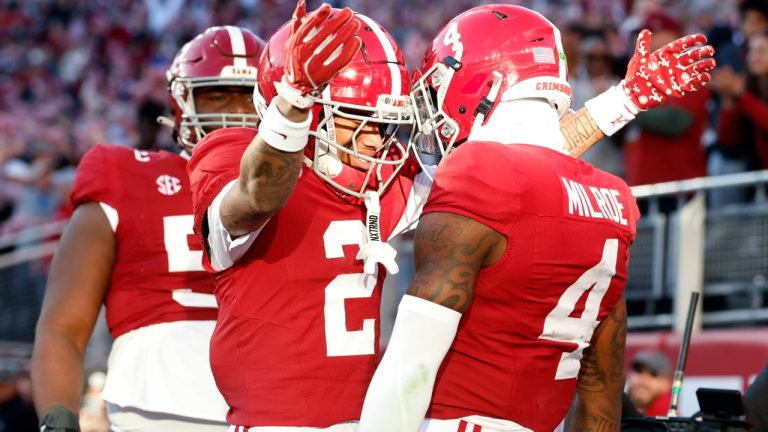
[206,180,266,271]
[358,295,462,432]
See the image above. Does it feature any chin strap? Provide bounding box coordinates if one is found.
[356,191,399,275]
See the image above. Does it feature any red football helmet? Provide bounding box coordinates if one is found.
[256,11,414,198]
[412,4,572,157]
[166,26,265,149]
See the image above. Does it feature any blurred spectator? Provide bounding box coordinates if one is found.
[623,12,711,193]
[712,31,768,172]
[0,360,37,432]
[627,350,673,417]
[744,361,768,432]
[570,35,624,177]
[708,0,768,207]
[561,21,586,79]
[619,0,664,39]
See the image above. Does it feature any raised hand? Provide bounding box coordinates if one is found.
[623,30,716,110]
[276,0,361,109]
[584,30,716,137]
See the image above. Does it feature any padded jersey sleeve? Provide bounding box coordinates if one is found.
[423,142,520,235]
[187,127,256,271]
[70,144,124,209]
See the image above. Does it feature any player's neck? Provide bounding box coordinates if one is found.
[468,99,567,154]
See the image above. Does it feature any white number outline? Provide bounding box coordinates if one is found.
[163,215,216,308]
[323,220,377,357]
[539,239,619,380]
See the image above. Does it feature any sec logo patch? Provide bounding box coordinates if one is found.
[157,175,182,196]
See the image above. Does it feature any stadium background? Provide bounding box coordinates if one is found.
[1,0,767,430]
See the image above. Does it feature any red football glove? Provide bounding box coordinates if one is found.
[585,30,716,136]
[275,0,361,109]
[624,29,716,110]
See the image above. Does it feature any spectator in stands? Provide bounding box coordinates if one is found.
[712,30,768,172]
[570,35,625,178]
[623,12,711,192]
[744,361,768,432]
[0,360,38,432]
[708,0,768,207]
[627,350,673,417]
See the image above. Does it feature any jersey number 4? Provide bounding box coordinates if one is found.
[323,220,377,357]
[539,239,619,380]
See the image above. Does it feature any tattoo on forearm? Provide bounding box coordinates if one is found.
[578,300,626,393]
[574,298,626,432]
[221,142,303,228]
[560,108,603,157]
[582,417,619,432]
[408,213,502,313]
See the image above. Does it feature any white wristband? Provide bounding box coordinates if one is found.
[274,77,315,109]
[584,81,640,137]
[259,98,312,153]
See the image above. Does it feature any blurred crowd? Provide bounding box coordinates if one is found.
[0,0,765,237]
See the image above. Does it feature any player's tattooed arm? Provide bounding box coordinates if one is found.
[221,99,307,237]
[565,295,627,432]
[559,108,604,158]
[407,212,505,313]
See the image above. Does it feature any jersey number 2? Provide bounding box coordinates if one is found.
[539,239,618,380]
[323,220,376,357]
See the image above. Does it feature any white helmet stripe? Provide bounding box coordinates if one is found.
[225,26,248,69]
[355,13,402,96]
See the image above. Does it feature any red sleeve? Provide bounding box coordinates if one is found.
[736,92,768,135]
[70,144,123,208]
[717,102,745,149]
[423,142,519,235]
[187,127,256,265]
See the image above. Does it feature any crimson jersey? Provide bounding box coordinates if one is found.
[423,142,640,431]
[71,144,216,338]
[188,127,423,427]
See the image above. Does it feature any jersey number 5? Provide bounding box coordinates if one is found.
[539,239,619,380]
[323,220,377,357]
[163,215,217,308]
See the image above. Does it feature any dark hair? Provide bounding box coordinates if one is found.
[746,30,768,97]
[740,0,768,19]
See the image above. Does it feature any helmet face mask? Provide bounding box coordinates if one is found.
[411,61,461,158]
[309,93,414,197]
[166,26,265,150]
[170,78,261,148]
[257,12,415,198]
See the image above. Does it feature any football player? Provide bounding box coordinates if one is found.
[187,3,430,430]
[32,26,264,432]
[358,5,715,432]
